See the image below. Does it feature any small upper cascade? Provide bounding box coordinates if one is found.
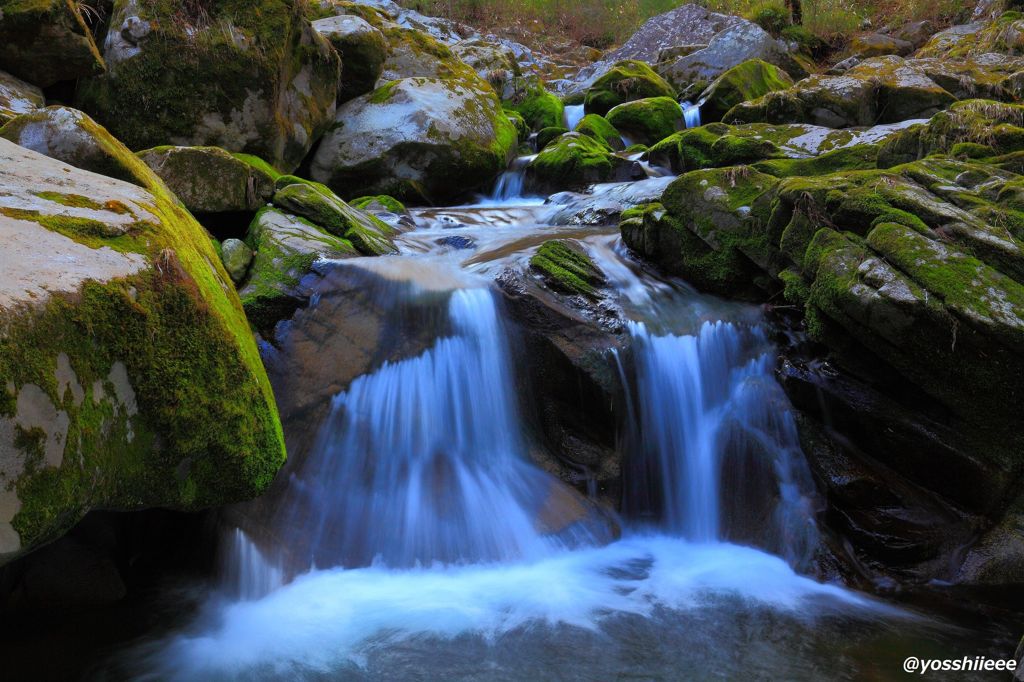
[680,101,702,129]
[488,154,538,203]
[563,104,586,131]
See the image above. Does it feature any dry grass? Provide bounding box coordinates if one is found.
[401,0,976,56]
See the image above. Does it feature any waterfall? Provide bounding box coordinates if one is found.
[680,101,702,129]
[488,154,537,202]
[624,320,819,567]
[563,103,585,131]
[235,287,604,577]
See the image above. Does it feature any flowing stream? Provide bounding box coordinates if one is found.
[111,165,996,682]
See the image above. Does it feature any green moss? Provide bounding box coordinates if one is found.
[350,195,406,213]
[536,126,569,151]
[584,60,676,117]
[273,180,396,255]
[606,97,684,146]
[574,114,621,149]
[779,268,810,306]
[504,108,528,141]
[508,77,564,131]
[529,239,604,297]
[753,144,879,177]
[700,59,794,123]
[648,124,784,173]
[527,132,632,190]
[0,111,286,553]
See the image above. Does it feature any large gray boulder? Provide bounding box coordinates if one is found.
[136,146,277,214]
[312,15,388,102]
[310,75,517,203]
[657,20,812,91]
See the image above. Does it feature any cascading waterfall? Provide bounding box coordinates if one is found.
[488,154,537,202]
[681,100,702,129]
[563,103,585,130]
[624,320,820,568]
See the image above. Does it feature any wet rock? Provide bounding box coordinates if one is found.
[530,240,607,298]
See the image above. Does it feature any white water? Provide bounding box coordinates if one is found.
[150,536,894,681]
[681,100,702,129]
[563,103,585,131]
[130,192,916,680]
[625,320,819,568]
[486,154,539,204]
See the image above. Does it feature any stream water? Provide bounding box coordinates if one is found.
[105,170,1014,681]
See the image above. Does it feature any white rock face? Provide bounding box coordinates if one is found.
[310,76,514,202]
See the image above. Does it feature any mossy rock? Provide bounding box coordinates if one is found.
[573,114,623,151]
[648,123,783,174]
[0,0,105,87]
[0,69,44,124]
[536,126,569,152]
[583,60,676,117]
[377,22,476,83]
[526,132,639,192]
[529,240,605,298]
[505,109,528,141]
[916,11,1024,59]
[239,206,356,332]
[752,144,879,177]
[350,195,406,214]
[1,105,151,185]
[606,97,684,147]
[0,126,285,565]
[272,180,396,256]
[698,59,793,123]
[310,75,517,204]
[725,56,956,128]
[878,99,1024,167]
[136,146,278,214]
[75,0,340,173]
[507,75,564,131]
[312,14,388,102]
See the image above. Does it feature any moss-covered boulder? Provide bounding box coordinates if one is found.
[573,114,623,150]
[136,146,278,215]
[878,99,1024,167]
[0,0,104,87]
[583,60,676,117]
[606,97,684,147]
[312,14,388,102]
[697,59,793,123]
[530,240,606,298]
[237,206,356,332]
[916,10,1024,59]
[310,75,517,203]
[725,56,957,128]
[536,126,569,151]
[1,105,149,185]
[506,75,564,132]
[0,133,285,565]
[272,179,396,256]
[526,132,640,192]
[221,238,254,284]
[376,22,475,83]
[350,194,406,214]
[75,0,339,173]
[0,70,43,124]
[647,123,783,174]
[847,33,914,59]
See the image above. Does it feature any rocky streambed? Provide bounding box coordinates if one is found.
[1,0,1024,678]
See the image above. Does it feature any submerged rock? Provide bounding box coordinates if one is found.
[310,75,517,203]
[76,0,339,172]
[0,133,285,566]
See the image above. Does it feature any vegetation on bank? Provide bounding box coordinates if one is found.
[399,0,977,53]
